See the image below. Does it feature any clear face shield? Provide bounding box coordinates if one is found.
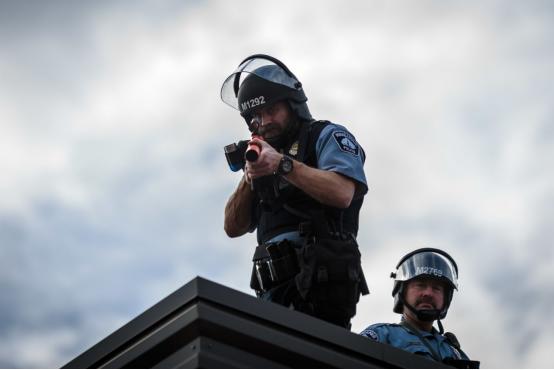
[220,57,300,110]
[395,251,459,290]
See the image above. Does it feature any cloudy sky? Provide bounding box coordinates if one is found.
[1,0,553,368]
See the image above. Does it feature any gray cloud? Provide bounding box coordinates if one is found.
[1,0,553,367]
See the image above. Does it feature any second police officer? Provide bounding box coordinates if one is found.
[360,248,480,368]
[221,54,369,329]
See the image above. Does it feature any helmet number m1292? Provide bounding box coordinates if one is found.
[241,96,266,111]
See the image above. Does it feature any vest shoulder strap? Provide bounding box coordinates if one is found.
[297,120,331,163]
[443,331,462,350]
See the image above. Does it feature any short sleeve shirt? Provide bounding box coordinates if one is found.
[360,323,470,362]
[315,123,368,196]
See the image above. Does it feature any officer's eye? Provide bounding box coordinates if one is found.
[432,285,444,293]
[252,112,262,122]
[266,105,277,116]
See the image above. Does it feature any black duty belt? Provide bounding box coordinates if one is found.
[253,241,300,292]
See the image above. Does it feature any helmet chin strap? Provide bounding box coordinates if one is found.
[402,299,445,334]
[437,319,444,334]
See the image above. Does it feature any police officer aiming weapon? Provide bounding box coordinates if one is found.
[221,54,369,329]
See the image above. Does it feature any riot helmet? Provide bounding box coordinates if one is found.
[220,54,312,126]
[391,248,459,323]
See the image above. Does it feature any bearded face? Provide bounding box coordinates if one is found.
[252,101,299,149]
[403,278,446,320]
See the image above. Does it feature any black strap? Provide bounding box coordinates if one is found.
[400,320,443,363]
[444,332,461,350]
[295,119,314,162]
[282,120,333,239]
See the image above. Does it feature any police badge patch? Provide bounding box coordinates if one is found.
[288,141,299,156]
[333,131,359,156]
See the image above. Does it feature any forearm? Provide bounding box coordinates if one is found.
[284,160,355,209]
[245,138,357,209]
[224,175,255,237]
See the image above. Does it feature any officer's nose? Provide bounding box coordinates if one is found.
[421,285,434,296]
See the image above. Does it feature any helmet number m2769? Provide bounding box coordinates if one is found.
[415,266,443,277]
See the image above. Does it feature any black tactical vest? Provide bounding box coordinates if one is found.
[253,120,365,245]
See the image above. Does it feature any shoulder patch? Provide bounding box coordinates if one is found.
[360,324,381,342]
[365,329,379,341]
[332,131,360,156]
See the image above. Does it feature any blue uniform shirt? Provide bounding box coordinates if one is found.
[315,123,368,196]
[360,322,470,362]
[266,122,367,244]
